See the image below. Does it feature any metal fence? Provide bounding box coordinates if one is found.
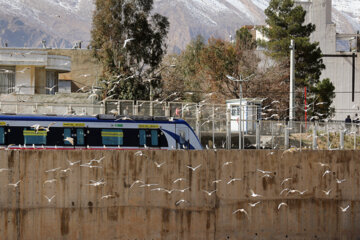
[0,99,358,150]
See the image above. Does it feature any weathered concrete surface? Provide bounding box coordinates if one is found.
[0,150,359,240]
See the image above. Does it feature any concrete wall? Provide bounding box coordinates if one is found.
[0,150,359,240]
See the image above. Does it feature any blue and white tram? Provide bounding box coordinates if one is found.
[0,114,203,150]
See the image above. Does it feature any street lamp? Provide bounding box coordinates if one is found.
[227,74,255,149]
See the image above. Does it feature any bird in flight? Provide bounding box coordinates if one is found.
[175,199,189,206]
[257,169,272,174]
[139,183,159,188]
[44,195,55,203]
[232,208,249,218]
[202,190,217,196]
[45,167,61,173]
[89,156,105,164]
[222,162,232,167]
[340,205,350,213]
[8,180,21,188]
[173,178,186,183]
[174,187,190,193]
[250,189,262,198]
[0,168,10,173]
[64,137,74,145]
[317,162,330,168]
[336,178,346,184]
[322,189,332,196]
[67,160,80,166]
[87,179,106,187]
[123,38,135,48]
[212,179,222,184]
[281,178,292,185]
[186,164,201,171]
[278,202,288,210]
[130,180,144,188]
[60,168,72,173]
[227,178,242,184]
[154,161,166,168]
[248,201,261,207]
[280,188,289,196]
[322,170,331,177]
[100,195,115,200]
[262,174,272,179]
[43,179,57,185]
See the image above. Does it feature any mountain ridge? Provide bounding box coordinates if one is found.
[0,0,358,52]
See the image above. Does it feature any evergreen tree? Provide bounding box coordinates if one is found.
[91,0,169,101]
[261,0,335,119]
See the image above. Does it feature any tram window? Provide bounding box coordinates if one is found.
[77,129,85,145]
[64,128,72,145]
[151,130,158,146]
[23,129,47,145]
[101,129,123,146]
[139,130,146,146]
[0,127,4,144]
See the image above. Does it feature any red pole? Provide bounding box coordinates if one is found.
[304,86,307,129]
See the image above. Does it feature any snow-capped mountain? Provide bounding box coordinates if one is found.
[0,0,359,52]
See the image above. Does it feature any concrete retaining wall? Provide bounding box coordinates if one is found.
[0,150,359,239]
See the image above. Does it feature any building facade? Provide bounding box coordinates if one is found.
[0,48,71,95]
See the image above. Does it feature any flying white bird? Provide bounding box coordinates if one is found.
[173,178,187,183]
[250,189,262,198]
[232,208,249,218]
[222,162,232,167]
[262,174,273,179]
[87,179,106,187]
[227,178,242,184]
[175,199,189,206]
[45,167,61,173]
[60,168,72,173]
[186,164,201,171]
[280,188,289,195]
[202,190,217,196]
[139,184,159,188]
[257,169,272,174]
[322,189,332,196]
[0,168,10,173]
[89,156,105,164]
[67,160,81,166]
[123,38,135,48]
[44,195,55,203]
[43,179,57,185]
[281,178,292,185]
[64,137,74,145]
[100,195,115,200]
[317,162,330,167]
[8,180,21,188]
[154,161,166,168]
[336,178,346,184]
[174,187,190,193]
[248,201,261,207]
[130,180,144,188]
[340,205,350,212]
[278,202,288,210]
[322,170,332,177]
[212,179,222,184]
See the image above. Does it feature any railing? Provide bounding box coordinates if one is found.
[0,99,358,150]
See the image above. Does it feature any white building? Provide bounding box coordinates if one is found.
[0,48,71,95]
[297,0,359,120]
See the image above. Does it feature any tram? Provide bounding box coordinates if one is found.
[0,114,202,150]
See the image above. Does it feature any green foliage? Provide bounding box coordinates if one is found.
[309,78,336,119]
[91,0,169,101]
[235,28,256,50]
[261,0,335,120]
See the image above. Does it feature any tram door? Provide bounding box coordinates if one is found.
[63,128,85,147]
[176,126,189,149]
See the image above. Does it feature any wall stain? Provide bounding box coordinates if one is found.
[60,208,70,236]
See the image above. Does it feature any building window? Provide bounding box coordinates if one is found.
[46,71,59,95]
[0,67,15,94]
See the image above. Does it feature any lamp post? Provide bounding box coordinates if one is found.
[289,39,295,126]
[227,74,254,149]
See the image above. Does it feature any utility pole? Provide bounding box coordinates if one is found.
[227,74,254,149]
[289,39,295,125]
